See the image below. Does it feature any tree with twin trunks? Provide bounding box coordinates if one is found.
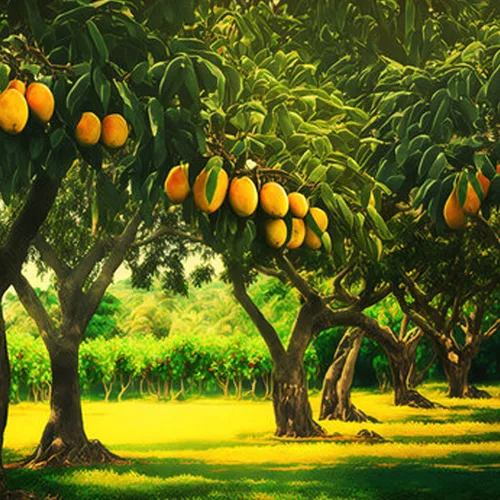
[158,3,394,437]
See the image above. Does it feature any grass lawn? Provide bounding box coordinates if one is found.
[4,383,500,499]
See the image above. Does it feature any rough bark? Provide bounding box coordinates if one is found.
[439,352,491,399]
[387,346,437,409]
[0,172,61,491]
[231,266,325,437]
[320,329,376,422]
[24,339,119,469]
[273,355,325,438]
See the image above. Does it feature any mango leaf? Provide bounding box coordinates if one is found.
[488,175,500,205]
[304,210,324,242]
[92,66,110,113]
[474,153,496,178]
[0,63,10,91]
[159,56,185,103]
[366,205,393,240]
[66,72,90,115]
[427,152,447,179]
[418,145,441,181]
[486,64,500,107]
[87,20,109,62]
[414,178,439,207]
[457,172,469,207]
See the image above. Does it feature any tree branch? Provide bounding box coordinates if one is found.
[255,265,288,284]
[34,234,71,280]
[133,225,203,247]
[230,268,286,363]
[314,305,399,354]
[357,284,391,309]
[83,213,141,326]
[288,295,323,358]
[12,273,56,344]
[400,272,446,331]
[483,318,500,339]
[70,239,107,289]
[0,171,60,291]
[275,254,317,300]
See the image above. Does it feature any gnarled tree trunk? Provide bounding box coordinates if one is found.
[24,338,119,469]
[386,341,436,409]
[320,329,376,422]
[440,351,491,399]
[273,355,325,438]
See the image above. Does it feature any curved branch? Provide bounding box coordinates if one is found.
[275,254,318,300]
[229,268,285,363]
[12,273,56,344]
[133,225,203,247]
[34,235,71,280]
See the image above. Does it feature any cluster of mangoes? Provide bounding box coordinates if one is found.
[444,168,499,229]
[0,79,54,133]
[75,111,129,149]
[164,163,329,250]
[0,77,129,150]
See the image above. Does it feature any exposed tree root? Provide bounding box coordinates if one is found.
[23,439,124,470]
[356,429,385,442]
[321,404,378,423]
[275,418,326,438]
[405,390,443,409]
[465,385,492,399]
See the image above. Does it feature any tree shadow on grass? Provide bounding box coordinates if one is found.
[6,453,500,500]
[399,406,500,424]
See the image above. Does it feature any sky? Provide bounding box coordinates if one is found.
[20,254,223,290]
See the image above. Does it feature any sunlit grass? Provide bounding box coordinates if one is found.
[5,383,500,499]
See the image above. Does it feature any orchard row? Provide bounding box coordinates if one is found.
[9,332,320,402]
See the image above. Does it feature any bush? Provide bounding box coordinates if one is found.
[8,331,318,402]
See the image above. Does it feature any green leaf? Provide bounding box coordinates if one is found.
[487,64,500,107]
[148,98,166,168]
[66,73,91,115]
[182,57,201,109]
[0,63,10,91]
[457,173,469,207]
[308,165,328,183]
[488,175,500,205]
[92,66,110,113]
[427,152,447,179]
[159,56,184,103]
[418,145,442,181]
[87,20,109,62]
[414,178,439,207]
[474,154,496,178]
[205,156,223,173]
[147,98,164,138]
[321,232,332,254]
[304,211,324,241]
[366,205,393,241]
[274,103,294,139]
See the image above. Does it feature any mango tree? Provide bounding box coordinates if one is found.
[0,0,223,479]
[155,3,393,437]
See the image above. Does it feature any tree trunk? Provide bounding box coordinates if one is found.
[387,343,437,409]
[0,304,10,496]
[440,352,491,399]
[24,339,119,469]
[272,355,325,438]
[320,329,376,422]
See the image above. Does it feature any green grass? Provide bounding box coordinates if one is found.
[4,383,500,499]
